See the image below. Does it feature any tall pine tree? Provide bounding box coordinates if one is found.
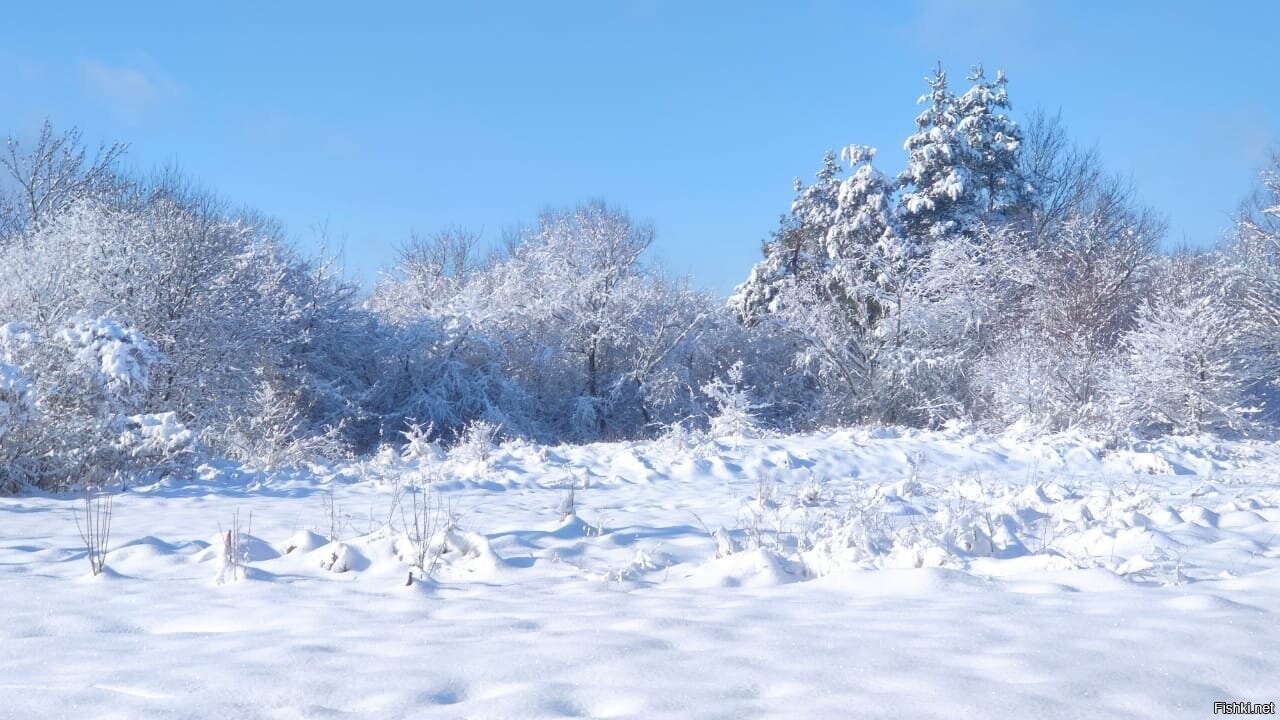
[899,64,970,242]
[955,65,1028,221]
[899,64,1028,243]
[732,151,843,319]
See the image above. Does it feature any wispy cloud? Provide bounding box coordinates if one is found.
[80,58,179,123]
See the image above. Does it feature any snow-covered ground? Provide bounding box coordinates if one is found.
[2,428,1278,719]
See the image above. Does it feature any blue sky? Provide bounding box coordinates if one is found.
[2,1,1277,294]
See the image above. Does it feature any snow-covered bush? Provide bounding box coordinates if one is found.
[115,412,196,477]
[975,329,1117,434]
[0,358,36,492]
[0,361,30,428]
[653,418,712,458]
[0,314,167,490]
[400,421,445,464]
[61,316,158,402]
[1109,260,1254,435]
[0,156,376,467]
[798,481,1022,575]
[368,202,720,443]
[449,419,502,469]
[702,363,763,439]
[219,371,351,470]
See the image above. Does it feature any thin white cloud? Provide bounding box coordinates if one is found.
[80,58,178,123]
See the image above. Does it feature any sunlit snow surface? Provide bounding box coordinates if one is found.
[2,428,1277,718]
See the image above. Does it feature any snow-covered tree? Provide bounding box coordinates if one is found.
[954,65,1027,221]
[734,145,909,424]
[369,201,722,443]
[1228,154,1280,416]
[898,64,1028,243]
[827,145,912,288]
[0,120,125,238]
[1110,256,1253,435]
[972,117,1163,434]
[732,152,844,320]
[899,65,970,241]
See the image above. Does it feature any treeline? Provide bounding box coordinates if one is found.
[733,66,1279,439]
[1,64,1278,491]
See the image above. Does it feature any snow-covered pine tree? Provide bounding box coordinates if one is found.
[731,152,843,320]
[737,144,924,424]
[899,64,1028,244]
[820,145,915,421]
[899,64,971,242]
[954,65,1028,222]
[826,145,908,275]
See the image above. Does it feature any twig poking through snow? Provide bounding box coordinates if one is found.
[74,472,114,577]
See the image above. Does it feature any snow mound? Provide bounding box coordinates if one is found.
[683,548,802,588]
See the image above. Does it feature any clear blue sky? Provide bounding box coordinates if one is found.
[2,1,1277,294]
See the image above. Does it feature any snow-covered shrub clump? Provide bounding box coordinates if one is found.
[0,361,30,426]
[400,422,445,464]
[1111,296,1253,435]
[220,372,354,470]
[448,419,502,472]
[0,155,378,480]
[116,412,196,477]
[787,477,1163,578]
[0,312,169,490]
[703,362,763,439]
[653,418,712,458]
[61,316,158,399]
[366,205,728,444]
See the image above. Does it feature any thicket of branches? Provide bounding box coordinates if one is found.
[1,63,1278,491]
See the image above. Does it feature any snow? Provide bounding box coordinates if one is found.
[60,316,156,391]
[2,428,1278,718]
[117,412,195,460]
[0,361,29,422]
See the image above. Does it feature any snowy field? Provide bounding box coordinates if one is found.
[2,428,1278,719]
